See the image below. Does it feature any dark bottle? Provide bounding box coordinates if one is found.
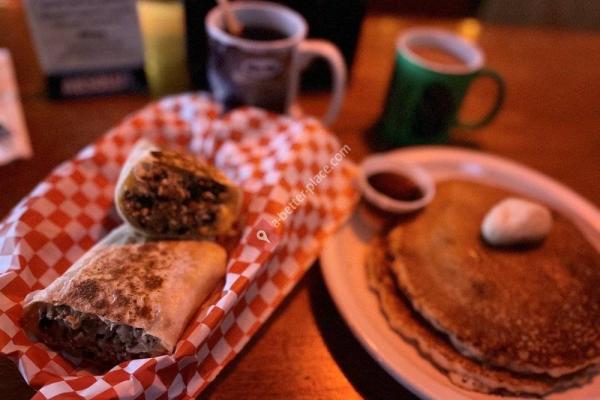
[184,0,214,90]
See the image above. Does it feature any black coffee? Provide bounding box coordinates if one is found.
[207,35,292,114]
[240,26,288,41]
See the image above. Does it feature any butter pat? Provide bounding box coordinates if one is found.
[482,198,553,246]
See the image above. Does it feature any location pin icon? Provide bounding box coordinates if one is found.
[256,230,271,243]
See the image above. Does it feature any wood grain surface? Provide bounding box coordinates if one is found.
[0,3,598,399]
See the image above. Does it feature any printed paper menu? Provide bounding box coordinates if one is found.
[24,0,146,97]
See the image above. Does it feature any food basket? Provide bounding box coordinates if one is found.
[0,94,357,399]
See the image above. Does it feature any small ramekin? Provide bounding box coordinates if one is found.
[357,154,435,214]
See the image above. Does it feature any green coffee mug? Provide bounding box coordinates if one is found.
[378,28,505,146]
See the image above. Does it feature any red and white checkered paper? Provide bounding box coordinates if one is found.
[0,94,357,399]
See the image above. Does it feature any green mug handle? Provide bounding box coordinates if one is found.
[455,69,505,130]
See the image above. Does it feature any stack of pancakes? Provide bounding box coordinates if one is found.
[366,180,600,396]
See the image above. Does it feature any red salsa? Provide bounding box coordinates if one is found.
[367,172,424,202]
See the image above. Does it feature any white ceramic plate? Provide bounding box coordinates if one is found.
[320,147,600,400]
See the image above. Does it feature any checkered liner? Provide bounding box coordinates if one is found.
[0,94,357,399]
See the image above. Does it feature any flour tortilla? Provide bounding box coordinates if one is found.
[22,225,226,364]
[115,140,241,238]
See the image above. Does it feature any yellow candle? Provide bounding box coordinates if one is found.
[137,0,190,97]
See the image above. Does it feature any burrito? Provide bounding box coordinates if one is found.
[115,140,242,238]
[21,225,226,365]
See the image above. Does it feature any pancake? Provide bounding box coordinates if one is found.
[366,236,599,396]
[388,180,600,378]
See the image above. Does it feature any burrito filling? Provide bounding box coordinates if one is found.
[35,304,164,364]
[122,158,228,236]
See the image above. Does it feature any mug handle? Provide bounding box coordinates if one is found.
[296,40,347,126]
[455,69,505,130]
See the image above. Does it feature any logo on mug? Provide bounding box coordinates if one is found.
[236,58,283,82]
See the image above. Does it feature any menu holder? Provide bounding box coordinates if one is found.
[23,0,147,98]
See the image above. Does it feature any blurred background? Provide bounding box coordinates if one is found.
[371,0,600,29]
[1,0,599,99]
[187,0,600,93]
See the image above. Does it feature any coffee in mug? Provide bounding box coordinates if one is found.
[239,26,288,41]
[409,45,466,67]
[205,1,347,125]
[378,28,505,146]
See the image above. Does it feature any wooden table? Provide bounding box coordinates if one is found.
[1,3,599,399]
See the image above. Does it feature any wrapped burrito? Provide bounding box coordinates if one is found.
[115,140,242,238]
[21,225,226,365]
